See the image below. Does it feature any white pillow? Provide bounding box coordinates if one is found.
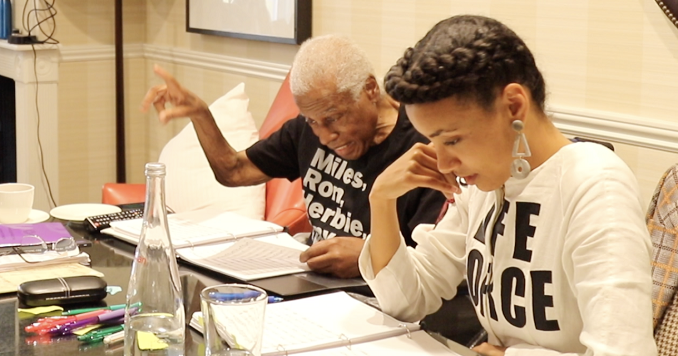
[158,83,265,220]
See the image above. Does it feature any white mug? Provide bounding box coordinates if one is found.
[0,183,35,224]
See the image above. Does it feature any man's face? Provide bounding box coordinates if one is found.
[295,80,380,161]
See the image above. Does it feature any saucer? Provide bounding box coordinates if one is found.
[50,203,122,221]
[0,209,50,224]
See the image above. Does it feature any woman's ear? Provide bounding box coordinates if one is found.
[502,83,529,121]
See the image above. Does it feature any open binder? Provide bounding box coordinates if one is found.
[190,291,464,356]
[102,207,311,281]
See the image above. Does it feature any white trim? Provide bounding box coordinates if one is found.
[58,43,678,152]
[59,43,144,62]
[59,43,290,81]
[142,44,290,81]
[548,106,678,153]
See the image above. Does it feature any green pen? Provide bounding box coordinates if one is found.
[63,302,140,316]
[77,324,124,343]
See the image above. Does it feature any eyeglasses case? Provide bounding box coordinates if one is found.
[17,276,108,307]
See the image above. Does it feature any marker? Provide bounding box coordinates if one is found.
[268,296,284,303]
[78,324,124,343]
[103,330,125,345]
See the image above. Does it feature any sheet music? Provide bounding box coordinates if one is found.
[191,292,462,356]
[263,306,340,351]
[259,292,421,356]
[176,233,310,281]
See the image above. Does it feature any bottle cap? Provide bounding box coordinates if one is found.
[145,162,166,176]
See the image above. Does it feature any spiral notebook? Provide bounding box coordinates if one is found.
[190,291,463,356]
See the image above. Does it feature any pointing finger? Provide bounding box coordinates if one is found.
[153,64,182,93]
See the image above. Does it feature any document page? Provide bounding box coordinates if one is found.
[290,331,463,356]
[260,292,421,356]
[105,207,284,248]
[177,234,310,281]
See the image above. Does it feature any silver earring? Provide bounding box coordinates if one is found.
[510,120,531,179]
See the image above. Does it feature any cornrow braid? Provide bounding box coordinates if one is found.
[385,15,546,111]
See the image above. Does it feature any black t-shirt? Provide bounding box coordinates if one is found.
[246,108,446,246]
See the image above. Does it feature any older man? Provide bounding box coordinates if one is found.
[142,34,445,278]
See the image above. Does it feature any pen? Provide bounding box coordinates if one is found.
[51,307,134,335]
[103,330,125,345]
[62,303,127,316]
[77,324,124,343]
[208,292,283,303]
[208,291,277,302]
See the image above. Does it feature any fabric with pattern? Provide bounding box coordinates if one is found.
[655,284,678,355]
[646,164,678,330]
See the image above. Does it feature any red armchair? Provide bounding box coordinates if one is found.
[102,73,311,235]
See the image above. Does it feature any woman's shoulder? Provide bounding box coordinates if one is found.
[557,142,630,175]
[554,142,640,197]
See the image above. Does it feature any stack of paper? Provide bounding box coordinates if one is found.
[0,222,90,272]
[0,222,98,294]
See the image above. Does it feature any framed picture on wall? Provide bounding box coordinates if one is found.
[186,0,312,45]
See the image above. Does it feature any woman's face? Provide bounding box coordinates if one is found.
[405,95,516,192]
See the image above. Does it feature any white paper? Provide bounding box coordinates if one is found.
[191,292,451,356]
[105,207,283,248]
[176,233,310,281]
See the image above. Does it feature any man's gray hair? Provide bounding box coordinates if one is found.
[290,34,375,101]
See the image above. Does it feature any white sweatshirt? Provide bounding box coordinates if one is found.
[359,143,657,356]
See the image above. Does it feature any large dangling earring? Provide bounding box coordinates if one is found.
[510,120,531,179]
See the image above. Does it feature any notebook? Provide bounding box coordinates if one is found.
[103,208,284,249]
[102,207,311,281]
[190,291,463,356]
[0,222,72,247]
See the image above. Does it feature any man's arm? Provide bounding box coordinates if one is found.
[141,65,270,187]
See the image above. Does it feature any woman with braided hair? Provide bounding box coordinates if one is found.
[358,15,656,356]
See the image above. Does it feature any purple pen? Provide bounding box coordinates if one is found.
[97,307,128,323]
[53,316,99,335]
[55,307,136,336]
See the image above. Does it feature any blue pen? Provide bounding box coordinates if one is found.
[208,291,283,303]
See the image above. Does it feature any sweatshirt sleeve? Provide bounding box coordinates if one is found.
[358,195,470,322]
[556,149,657,356]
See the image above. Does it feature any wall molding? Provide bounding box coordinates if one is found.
[142,44,290,81]
[548,106,678,153]
[58,43,678,153]
[59,43,289,81]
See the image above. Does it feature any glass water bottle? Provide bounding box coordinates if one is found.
[125,162,185,356]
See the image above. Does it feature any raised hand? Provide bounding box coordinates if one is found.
[140,64,212,124]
